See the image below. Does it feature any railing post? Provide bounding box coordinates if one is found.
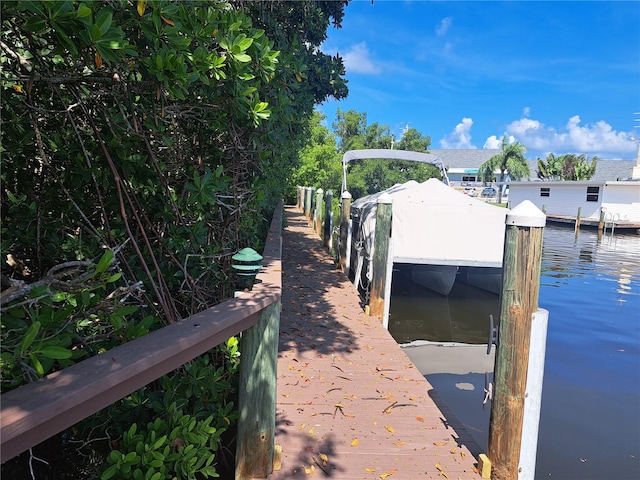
[315,188,324,237]
[235,298,281,479]
[323,190,333,250]
[339,191,352,274]
[487,200,546,480]
[307,187,316,226]
[368,193,392,321]
[297,186,303,210]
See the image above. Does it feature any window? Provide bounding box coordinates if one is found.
[586,186,599,202]
[540,187,550,197]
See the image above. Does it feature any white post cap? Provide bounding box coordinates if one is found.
[506,200,546,227]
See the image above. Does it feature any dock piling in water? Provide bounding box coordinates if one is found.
[488,200,546,480]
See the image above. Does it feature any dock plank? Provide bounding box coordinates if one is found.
[269,207,481,479]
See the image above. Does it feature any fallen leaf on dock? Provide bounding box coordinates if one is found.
[365,468,376,473]
[384,425,395,434]
[393,441,406,446]
[350,438,359,446]
[416,416,425,423]
[450,448,457,454]
[435,462,443,471]
[433,441,447,446]
[379,468,397,478]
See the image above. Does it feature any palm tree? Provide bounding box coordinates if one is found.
[479,136,530,203]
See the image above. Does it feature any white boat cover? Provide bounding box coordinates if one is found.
[351,178,509,267]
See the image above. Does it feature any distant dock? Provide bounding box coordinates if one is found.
[545,213,640,234]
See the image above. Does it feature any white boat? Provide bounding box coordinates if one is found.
[344,151,509,297]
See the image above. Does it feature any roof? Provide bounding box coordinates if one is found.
[429,149,500,169]
[525,160,636,182]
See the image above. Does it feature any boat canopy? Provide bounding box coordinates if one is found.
[351,178,508,267]
[341,149,450,194]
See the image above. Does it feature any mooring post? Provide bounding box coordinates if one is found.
[339,191,352,275]
[315,188,324,237]
[296,186,302,210]
[369,193,393,321]
[323,190,334,250]
[235,297,281,480]
[575,206,582,234]
[487,200,546,480]
[308,187,316,226]
[598,208,605,233]
[303,187,312,219]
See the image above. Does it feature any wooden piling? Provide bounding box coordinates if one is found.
[235,299,282,479]
[574,206,581,234]
[339,191,352,274]
[323,189,333,250]
[487,200,546,480]
[315,188,324,237]
[307,187,316,226]
[368,193,392,321]
[303,187,312,219]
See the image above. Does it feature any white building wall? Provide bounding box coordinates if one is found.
[602,183,640,222]
[508,183,603,219]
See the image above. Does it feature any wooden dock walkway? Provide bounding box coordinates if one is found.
[269,207,482,479]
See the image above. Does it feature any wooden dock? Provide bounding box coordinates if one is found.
[269,207,482,479]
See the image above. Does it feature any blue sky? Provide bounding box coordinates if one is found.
[319,0,640,160]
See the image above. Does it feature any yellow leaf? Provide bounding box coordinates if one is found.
[365,468,376,473]
[380,468,397,479]
[295,73,302,82]
[303,465,312,474]
[393,441,406,446]
[308,427,315,434]
[433,441,447,446]
[435,462,443,471]
[13,84,23,93]
[300,423,306,430]
[95,51,103,68]
[161,16,174,26]
[384,425,395,434]
[450,448,458,454]
[136,0,146,16]
[319,453,328,463]
[350,438,359,446]
[460,451,466,460]
[416,416,425,423]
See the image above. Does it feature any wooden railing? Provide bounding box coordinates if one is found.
[0,202,283,479]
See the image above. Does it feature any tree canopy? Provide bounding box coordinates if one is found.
[1,1,349,475]
[536,153,598,181]
[327,109,441,198]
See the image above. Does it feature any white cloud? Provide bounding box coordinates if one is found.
[491,115,637,159]
[440,118,475,149]
[436,17,452,36]
[342,42,381,74]
[522,107,530,118]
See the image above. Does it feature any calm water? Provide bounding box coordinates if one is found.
[389,225,640,480]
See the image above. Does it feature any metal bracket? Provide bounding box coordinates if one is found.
[483,372,493,410]
[487,314,498,355]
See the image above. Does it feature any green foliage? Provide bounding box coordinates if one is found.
[328,110,440,199]
[100,409,221,480]
[536,153,598,181]
[1,251,154,392]
[289,111,342,199]
[1,0,348,476]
